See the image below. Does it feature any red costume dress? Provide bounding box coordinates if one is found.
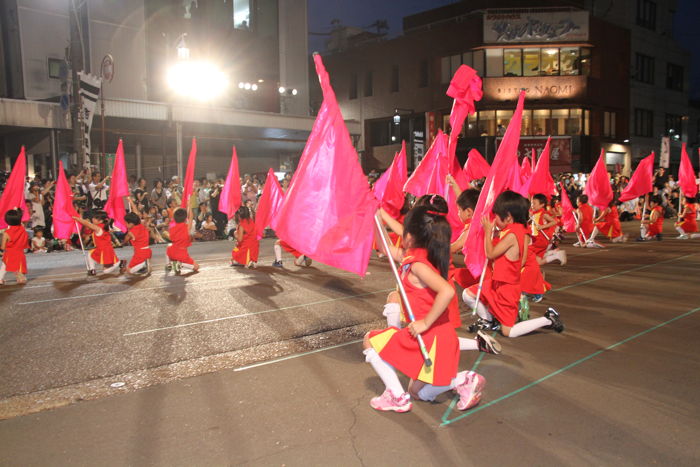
[3,225,27,273]
[647,205,664,236]
[128,223,152,268]
[232,218,260,264]
[596,206,622,239]
[167,222,194,264]
[520,243,551,295]
[469,224,527,328]
[578,203,594,238]
[677,202,698,233]
[449,220,478,290]
[90,224,118,265]
[368,248,459,386]
[529,208,551,258]
[279,240,302,258]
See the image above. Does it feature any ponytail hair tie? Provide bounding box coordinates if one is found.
[426,210,446,216]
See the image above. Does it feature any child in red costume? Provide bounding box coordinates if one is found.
[231,206,259,268]
[364,205,491,413]
[272,239,312,268]
[575,194,597,247]
[463,191,564,338]
[449,189,482,289]
[530,193,566,265]
[638,195,665,241]
[73,211,121,276]
[595,200,627,243]
[675,197,700,239]
[0,209,28,285]
[167,208,199,274]
[122,211,152,275]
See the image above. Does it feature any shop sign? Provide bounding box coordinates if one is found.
[496,136,572,168]
[484,11,589,43]
[483,76,586,101]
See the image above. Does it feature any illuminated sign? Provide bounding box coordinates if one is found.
[484,11,589,43]
[483,76,586,101]
[497,136,572,169]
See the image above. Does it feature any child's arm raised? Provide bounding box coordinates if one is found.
[406,262,455,336]
[450,228,468,254]
[72,216,100,232]
[379,208,404,236]
[482,217,518,261]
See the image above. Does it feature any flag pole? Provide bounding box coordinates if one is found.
[74,221,90,271]
[373,213,432,367]
[640,194,649,238]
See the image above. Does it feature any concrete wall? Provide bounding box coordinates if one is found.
[278,0,309,116]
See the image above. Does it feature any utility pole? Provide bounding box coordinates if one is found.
[69,0,85,168]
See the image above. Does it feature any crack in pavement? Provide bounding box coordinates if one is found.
[348,396,366,467]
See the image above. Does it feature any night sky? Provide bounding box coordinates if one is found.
[308,0,700,99]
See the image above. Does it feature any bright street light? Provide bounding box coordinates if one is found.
[167,61,229,101]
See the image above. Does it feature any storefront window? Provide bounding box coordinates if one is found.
[560,48,579,75]
[521,110,532,136]
[496,110,513,135]
[523,48,540,76]
[580,48,591,76]
[466,113,479,137]
[486,49,503,77]
[533,109,549,136]
[541,48,559,76]
[478,111,496,136]
[566,109,582,135]
[503,49,522,77]
[233,0,251,30]
[550,109,569,135]
[584,110,590,135]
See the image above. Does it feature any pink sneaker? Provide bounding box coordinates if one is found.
[370,390,412,413]
[455,371,486,411]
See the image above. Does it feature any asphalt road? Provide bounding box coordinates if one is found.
[1,221,700,465]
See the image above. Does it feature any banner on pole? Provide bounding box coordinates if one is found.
[660,136,670,168]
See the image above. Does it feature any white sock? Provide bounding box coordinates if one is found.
[383,303,402,328]
[459,337,478,351]
[103,262,120,274]
[87,255,97,271]
[507,317,551,338]
[691,233,700,239]
[273,244,282,262]
[462,291,491,319]
[640,225,648,237]
[588,227,599,242]
[417,371,467,401]
[0,262,6,281]
[129,261,146,274]
[363,348,405,396]
[676,226,686,235]
[544,250,557,263]
[180,262,195,271]
[294,255,305,266]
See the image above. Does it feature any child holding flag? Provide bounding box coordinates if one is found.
[675,197,700,239]
[122,211,152,275]
[594,200,627,243]
[0,209,28,285]
[231,206,259,268]
[73,211,121,276]
[166,208,199,274]
[638,195,665,241]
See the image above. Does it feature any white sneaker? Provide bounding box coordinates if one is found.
[677,234,689,240]
[555,249,567,265]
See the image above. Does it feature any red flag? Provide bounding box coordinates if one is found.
[104,140,129,231]
[373,141,407,218]
[618,152,655,202]
[255,169,285,240]
[508,153,529,197]
[463,148,490,182]
[53,161,79,239]
[527,137,557,197]
[559,182,577,233]
[678,143,698,198]
[463,90,526,277]
[181,138,197,208]
[219,146,242,219]
[403,130,449,197]
[446,65,483,160]
[0,147,29,229]
[584,150,613,209]
[520,155,532,181]
[271,54,378,276]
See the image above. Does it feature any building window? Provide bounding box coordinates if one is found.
[419,59,429,88]
[603,111,616,138]
[472,50,485,77]
[665,114,682,136]
[533,109,549,135]
[48,58,65,79]
[364,71,373,97]
[486,48,503,77]
[560,48,579,75]
[390,65,399,93]
[666,63,684,91]
[634,53,654,84]
[550,109,568,136]
[636,0,657,30]
[523,48,540,76]
[503,49,522,77]
[541,48,559,76]
[369,120,391,146]
[634,108,654,137]
[233,0,251,30]
[584,110,590,136]
[349,73,358,100]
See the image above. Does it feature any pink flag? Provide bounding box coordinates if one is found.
[219,146,242,219]
[520,155,532,181]
[403,130,449,197]
[463,149,490,182]
[584,150,613,209]
[463,90,526,277]
[181,138,197,208]
[53,161,79,239]
[559,182,577,233]
[271,54,378,276]
[0,147,29,228]
[373,141,407,218]
[446,65,483,160]
[104,140,129,231]
[508,154,529,197]
[618,152,655,202]
[678,143,698,198]
[527,137,557,197]
[255,169,285,240]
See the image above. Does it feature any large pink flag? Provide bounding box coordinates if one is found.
[181,138,197,208]
[446,65,483,161]
[219,146,242,219]
[463,148,490,182]
[678,143,698,198]
[0,147,29,228]
[403,130,449,197]
[527,137,557,197]
[255,169,285,240]
[271,54,378,276]
[373,141,407,218]
[584,150,613,209]
[53,161,79,239]
[104,140,129,231]
[618,152,655,202]
[508,154,529,197]
[559,182,577,233]
[463,90,526,277]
